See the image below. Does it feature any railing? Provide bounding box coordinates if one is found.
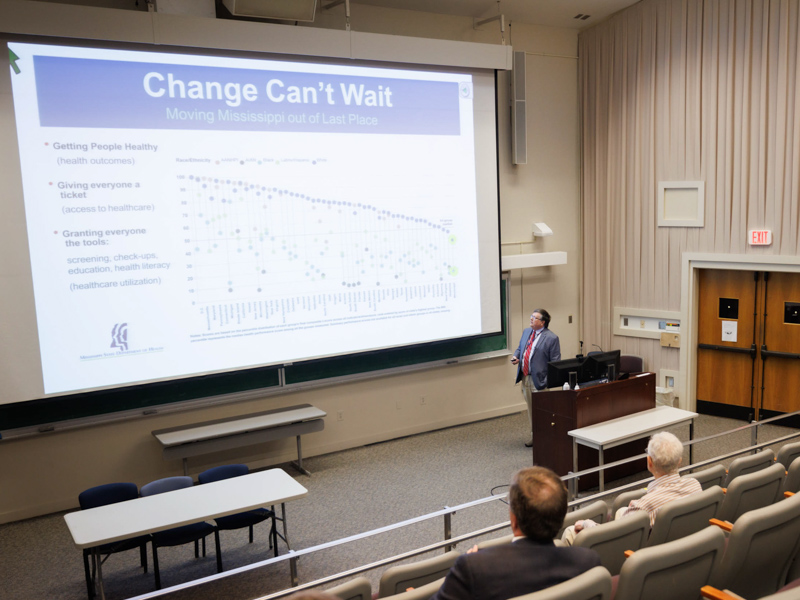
[127,409,800,600]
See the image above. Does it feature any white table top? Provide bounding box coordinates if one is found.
[153,405,326,447]
[64,469,308,549]
[568,406,698,450]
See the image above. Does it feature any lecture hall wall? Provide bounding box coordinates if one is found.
[0,0,581,523]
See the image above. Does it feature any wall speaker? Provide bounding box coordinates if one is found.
[511,50,527,165]
[221,0,318,22]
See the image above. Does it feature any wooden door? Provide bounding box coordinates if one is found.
[761,272,800,414]
[696,269,760,411]
[696,269,800,418]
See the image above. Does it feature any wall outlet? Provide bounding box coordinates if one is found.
[640,320,646,328]
[420,396,426,405]
[337,410,344,421]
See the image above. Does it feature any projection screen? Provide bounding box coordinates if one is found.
[0,38,501,407]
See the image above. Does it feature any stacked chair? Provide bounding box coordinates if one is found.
[197,464,278,563]
[139,475,221,589]
[78,482,150,599]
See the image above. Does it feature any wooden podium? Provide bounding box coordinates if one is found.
[531,373,656,490]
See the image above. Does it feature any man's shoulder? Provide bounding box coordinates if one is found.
[468,539,598,563]
[541,329,559,344]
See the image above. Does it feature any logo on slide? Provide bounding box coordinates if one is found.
[111,323,128,351]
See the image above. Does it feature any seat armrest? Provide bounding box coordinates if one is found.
[701,586,745,600]
[708,518,733,532]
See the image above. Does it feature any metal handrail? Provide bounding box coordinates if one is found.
[125,409,800,600]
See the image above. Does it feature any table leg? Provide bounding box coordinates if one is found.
[281,502,291,550]
[598,447,605,493]
[689,419,694,465]
[289,551,299,587]
[291,436,312,476]
[183,457,189,477]
[94,547,106,600]
[572,438,578,476]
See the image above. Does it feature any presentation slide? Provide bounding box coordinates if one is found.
[4,41,501,401]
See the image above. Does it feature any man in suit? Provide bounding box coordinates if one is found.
[511,308,561,447]
[430,467,601,600]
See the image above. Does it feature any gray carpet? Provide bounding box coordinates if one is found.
[2,411,797,600]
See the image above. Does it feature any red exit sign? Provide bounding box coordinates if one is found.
[749,230,772,245]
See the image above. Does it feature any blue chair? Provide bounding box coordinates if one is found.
[78,482,150,599]
[198,464,278,559]
[139,476,221,589]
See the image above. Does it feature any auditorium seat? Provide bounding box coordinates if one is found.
[707,491,800,599]
[702,579,800,600]
[327,576,373,600]
[508,566,613,600]
[645,486,724,547]
[377,551,460,598]
[475,534,514,550]
[558,500,609,538]
[783,457,800,496]
[724,449,775,487]
[717,463,785,523]
[573,511,650,576]
[776,442,800,470]
[379,577,445,600]
[687,465,728,491]
[610,490,646,519]
[613,526,726,600]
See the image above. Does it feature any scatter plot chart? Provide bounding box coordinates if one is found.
[179,169,468,334]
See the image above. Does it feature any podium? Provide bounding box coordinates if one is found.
[531,373,656,490]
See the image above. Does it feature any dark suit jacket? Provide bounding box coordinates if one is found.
[514,327,561,389]
[430,538,601,600]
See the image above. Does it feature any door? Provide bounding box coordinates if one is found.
[696,270,759,412]
[696,269,800,419]
[760,272,800,414]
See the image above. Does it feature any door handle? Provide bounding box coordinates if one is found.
[698,343,756,359]
[760,344,800,360]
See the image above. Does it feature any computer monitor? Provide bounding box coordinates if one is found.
[547,357,585,389]
[583,350,621,382]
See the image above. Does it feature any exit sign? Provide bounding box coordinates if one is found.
[749,230,772,245]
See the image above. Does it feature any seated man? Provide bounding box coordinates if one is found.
[431,466,600,600]
[561,431,701,544]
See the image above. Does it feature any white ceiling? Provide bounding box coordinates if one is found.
[349,0,642,29]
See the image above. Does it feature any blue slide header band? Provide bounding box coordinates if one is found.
[33,56,462,135]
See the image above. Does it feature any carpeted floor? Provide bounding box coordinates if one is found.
[2,411,797,600]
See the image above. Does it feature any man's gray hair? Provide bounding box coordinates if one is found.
[646,431,684,474]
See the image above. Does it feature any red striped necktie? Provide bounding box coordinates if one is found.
[522,331,536,376]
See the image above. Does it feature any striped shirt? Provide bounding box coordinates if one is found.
[621,473,702,526]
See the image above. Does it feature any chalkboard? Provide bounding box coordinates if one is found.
[0,280,507,432]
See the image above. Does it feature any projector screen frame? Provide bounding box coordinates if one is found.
[0,31,508,435]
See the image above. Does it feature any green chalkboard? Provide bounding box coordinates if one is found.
[0,280,507,432]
